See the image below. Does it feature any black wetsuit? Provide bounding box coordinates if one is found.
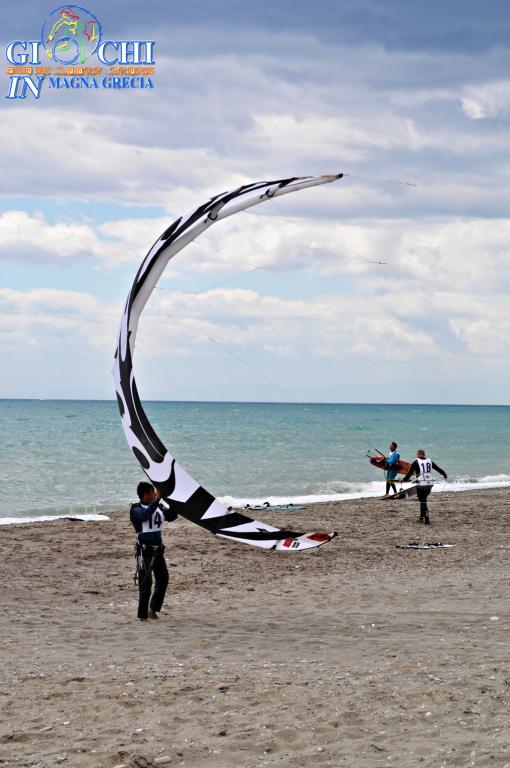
[130,499,177,620]
[401,458,447,524]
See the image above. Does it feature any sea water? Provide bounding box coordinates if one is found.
[1,399,509,522]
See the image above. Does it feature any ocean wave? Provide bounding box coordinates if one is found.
[221,475,510,508]
[451,474,510,485]
[436,476,510,494]
[463,474,510,484]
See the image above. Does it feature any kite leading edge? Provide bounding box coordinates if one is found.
[113,174,343,551]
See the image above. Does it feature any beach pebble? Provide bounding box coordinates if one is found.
[154,758,172,765]
[131,757,151,768]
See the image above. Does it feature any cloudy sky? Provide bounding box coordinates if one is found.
[1,0,509,403]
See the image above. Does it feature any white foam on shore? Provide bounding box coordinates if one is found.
[221,475,510,508]
[0,514,110,527]
[2,475,509,524]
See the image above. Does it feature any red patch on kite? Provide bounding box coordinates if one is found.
[306,532,332,542]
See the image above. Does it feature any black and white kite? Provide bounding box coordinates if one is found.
[113,174,342,551]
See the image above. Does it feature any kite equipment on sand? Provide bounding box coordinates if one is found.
[397,541,456,550]
[381,485,418,501]
[113,174,341,551]
[244,503,307,511]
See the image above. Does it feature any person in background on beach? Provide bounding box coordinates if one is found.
[385,441,400,496]
[130,482,178,621]
[400,450,448,524]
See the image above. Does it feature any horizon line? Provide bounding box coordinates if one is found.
[0,398,509,407]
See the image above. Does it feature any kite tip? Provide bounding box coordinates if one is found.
[320,172,344,181]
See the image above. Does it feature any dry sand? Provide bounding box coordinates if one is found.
[1,487,509,768]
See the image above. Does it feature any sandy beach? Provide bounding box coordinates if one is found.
[1,487,509,768]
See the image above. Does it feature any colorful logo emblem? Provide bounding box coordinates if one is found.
[5,5,155,100]
[41,5,101,65]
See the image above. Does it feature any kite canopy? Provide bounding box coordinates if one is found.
[113,174,342,551]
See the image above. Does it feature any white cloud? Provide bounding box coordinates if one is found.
[249,113,431,162]
[0,210,102,262]
[4,208,510,302]
[0,210,169,266]
[0,106,239,205]
[0,288,119,349]
[136,280,510,363]
[461,79,510,120]
[1,272,508,403]
[178,213,510,296]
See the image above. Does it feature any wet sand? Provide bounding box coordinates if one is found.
[1,487,509,767]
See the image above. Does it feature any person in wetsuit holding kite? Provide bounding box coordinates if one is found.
[400,450,447,524]
[130,482,178,621]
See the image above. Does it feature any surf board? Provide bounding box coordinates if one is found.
[368,455,411,476]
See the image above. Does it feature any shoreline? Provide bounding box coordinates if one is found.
[1,486,509,766]
[3,478,510,526]
[4,400,509,525]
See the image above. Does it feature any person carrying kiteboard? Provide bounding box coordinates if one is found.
[385,441,400,496]
[130,482,178,621]
[400,450,448,525]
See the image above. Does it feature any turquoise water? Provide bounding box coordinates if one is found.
[1,399,509,520]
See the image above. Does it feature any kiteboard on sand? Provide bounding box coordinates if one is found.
[244,503,306,511]
[397,541,456,550]
[112,174,341,552]
[381,485,418,501]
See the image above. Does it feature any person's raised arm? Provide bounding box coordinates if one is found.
[401,459,419,483]
[432,461,447,479]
